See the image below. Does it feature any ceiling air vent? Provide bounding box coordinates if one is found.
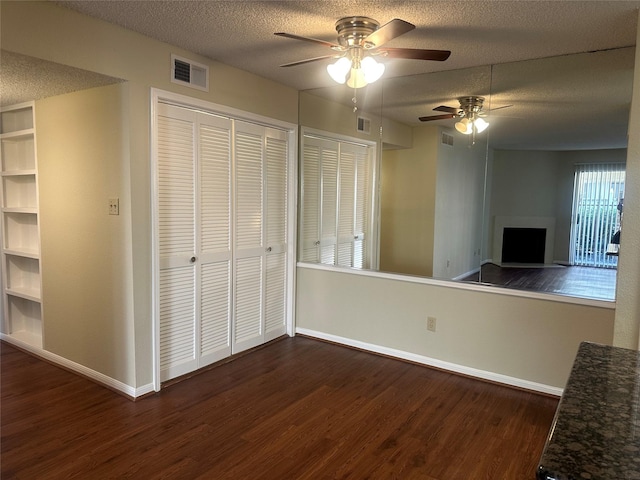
[357,116,371,135]
[171,54,209,92]
[441,131,454,146]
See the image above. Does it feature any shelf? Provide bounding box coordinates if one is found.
[2,207,38,214]
[5,255,41,299]
[1,134,35,171]
[3,247,39,259]
[2,174,37,209]
[3,201,39,254]
[5,329,43,349]
[0,105,34,134]
[2,170,37,177]
[4,294,42,349]
[1,102,41,350]
[5,287,41,303]
[0,129,35,140]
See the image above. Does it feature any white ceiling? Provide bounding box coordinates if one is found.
[5,1,640,150]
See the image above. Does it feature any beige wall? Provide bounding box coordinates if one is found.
[380,125,439,277]
[37,84,135,383]
[296,267,614,389]
[1,0,298,388]
[432,129,486,279]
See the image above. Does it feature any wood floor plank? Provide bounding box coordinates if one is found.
[1,337,558,479]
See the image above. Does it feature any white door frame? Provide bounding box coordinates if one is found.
[150,88,298,392]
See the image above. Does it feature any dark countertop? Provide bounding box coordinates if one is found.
[537,341,640,480]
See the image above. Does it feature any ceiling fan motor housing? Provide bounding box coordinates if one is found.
[336,16,380,48]
[458,96,485,117]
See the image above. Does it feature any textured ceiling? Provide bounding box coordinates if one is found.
[52,0,640,91]
[6,1,640,150]
[0,51,123,107]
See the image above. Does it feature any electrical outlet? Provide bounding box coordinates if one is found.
[427,316,436,332]
[109,198,119,215]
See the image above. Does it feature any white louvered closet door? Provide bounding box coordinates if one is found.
[197,113,233,367]
[233,122,288,353]
[157,104,233,381]
[337,142,369,268]
[156,101,291,380]
[300,142,321,262]
[264,128,288,342]
[300,133,373,268]
[157,103,198,381]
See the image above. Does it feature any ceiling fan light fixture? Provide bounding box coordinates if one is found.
[327,56,352,84]
[361,56,385,83]
[346,66,368,88]
[455,118,472,134]
[474,117,489,133]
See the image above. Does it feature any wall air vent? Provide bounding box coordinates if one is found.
[441,131,454,146]
[357,116,371,135]
[171,54,209,92]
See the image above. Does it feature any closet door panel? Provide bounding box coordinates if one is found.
[200,261,230,364]
[198,115,232,365]
[265,252,286,340]
[337,149,356,267]
[264,130,288,339]
[157,105,197,381]
[159,267,196,381]
[235,124,263,254]
[233,121,265,353]
[300,144,320,262]
[234,256,263,352]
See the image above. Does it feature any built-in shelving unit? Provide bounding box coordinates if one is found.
[1,102,43,348]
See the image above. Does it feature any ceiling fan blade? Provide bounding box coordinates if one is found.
[487,104,513,112]
[364,18,415,47]
[279,55,336,67]
[378,47,451,61]
[419,113,457,122]
[274,32,342,50]
[433,105,458,114]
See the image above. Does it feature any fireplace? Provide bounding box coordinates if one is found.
[501,227,546,264]
[492,216,556,265]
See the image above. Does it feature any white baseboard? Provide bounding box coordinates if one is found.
[452,266,480,281]
[1,333,152,399]
[295,328,563,397]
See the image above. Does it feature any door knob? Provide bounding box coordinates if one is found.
[190,256,197,263]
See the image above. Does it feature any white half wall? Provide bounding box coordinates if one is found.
[296,265,614,391]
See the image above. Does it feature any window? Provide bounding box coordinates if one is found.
[299,131,377,269]
[570,163,625,268]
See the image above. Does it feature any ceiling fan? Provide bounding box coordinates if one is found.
[275,16,451,88]
[419,96,512,134]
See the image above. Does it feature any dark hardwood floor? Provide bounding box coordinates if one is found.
[464,263,617,301]
[1,337,558,479]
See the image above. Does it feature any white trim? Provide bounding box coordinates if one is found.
[452,266,480,281]
[295,328,563,397]
[1,333,151,398]
[296,262,616,309]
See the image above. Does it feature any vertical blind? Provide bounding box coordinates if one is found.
[571,163,625,268]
